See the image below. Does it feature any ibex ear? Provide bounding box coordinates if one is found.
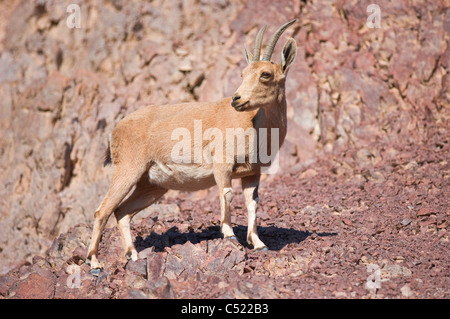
[280,38,297,73]
[244,45,253,64]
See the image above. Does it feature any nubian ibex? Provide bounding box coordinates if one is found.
[87,20,298,271]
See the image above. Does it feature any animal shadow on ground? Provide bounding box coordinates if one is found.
[135,224,337,252]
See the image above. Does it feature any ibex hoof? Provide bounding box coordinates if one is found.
[125,250,138,261]
[254,246,268,252]
[90,268,102,277]
[227,235,238,241]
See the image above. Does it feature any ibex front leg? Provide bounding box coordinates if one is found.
[214,168,236,239]
[219,186,236,239]
[242,174,267,251]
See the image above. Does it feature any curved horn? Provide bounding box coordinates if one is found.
[262,19,296,62]
[252,25,266,62]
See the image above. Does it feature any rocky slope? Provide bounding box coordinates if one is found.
[0,0,448,298]
[1,143,448,298]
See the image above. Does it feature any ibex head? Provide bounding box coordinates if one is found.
[232,20,297,112]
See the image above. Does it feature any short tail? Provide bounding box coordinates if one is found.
[104,140,112,166]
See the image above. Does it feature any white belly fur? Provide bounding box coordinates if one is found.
[148,161,216,191]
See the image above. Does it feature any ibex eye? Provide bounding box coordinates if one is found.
[261,72,271,79]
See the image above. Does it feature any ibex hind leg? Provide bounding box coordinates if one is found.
[86,164,145,271]
[114,177,167,261]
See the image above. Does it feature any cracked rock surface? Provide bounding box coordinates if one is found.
[0,0,449,298]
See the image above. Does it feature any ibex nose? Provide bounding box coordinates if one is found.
[231,94,241,107]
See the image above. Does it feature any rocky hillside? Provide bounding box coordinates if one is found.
[1,147,449,298]
[0,0,448,298]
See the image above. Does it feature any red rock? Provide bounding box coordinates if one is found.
[354,52,375,72]
[11,271,55,299]
[146,251,167,281]
[0,0,448,301]
[342,218,353,226]
[417,208,435,217]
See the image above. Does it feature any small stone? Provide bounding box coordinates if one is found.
[343,218,352,226]
[178,59,193,72]
[401,218,412,226]
[90,268,102,277]
[150,276,173,298]
[417,208,434,217]
[125,259,147,279]
[266,201,277,207]
[175,48,189,56]
[400,284,414,297]
[218,281,229,289]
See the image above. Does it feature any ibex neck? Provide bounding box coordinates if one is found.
[253,95,287,152]
[253,94,287,145]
